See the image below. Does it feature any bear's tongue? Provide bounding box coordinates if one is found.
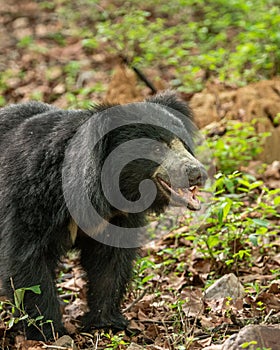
[158,177,201,210]
[177,186,201,210]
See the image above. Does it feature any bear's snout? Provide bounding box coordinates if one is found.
[185,163,208,187]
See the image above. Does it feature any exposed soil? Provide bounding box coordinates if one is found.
[190,79,280,163]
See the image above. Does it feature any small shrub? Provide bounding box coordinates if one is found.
[205,120,270,174]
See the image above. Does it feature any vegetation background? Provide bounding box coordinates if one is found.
[0,0,279,349]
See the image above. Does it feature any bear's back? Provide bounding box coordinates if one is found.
[0,101,58,144]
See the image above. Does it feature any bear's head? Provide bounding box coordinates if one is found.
[98,91,207,215]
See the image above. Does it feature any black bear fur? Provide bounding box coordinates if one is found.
[0,91,207,340]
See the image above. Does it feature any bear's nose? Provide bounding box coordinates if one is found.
[186,164,208,187]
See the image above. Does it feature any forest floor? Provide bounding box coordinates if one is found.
[0,1,280,349]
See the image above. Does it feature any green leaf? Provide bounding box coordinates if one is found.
[35,315,44,321]
[249,234,258,246]
[248,181,263,190]
[25,285,41,294]
[252,218,270,228]
[14,285,41,308]
[224,177,235,193]
[218,208,224,225]
[14,289,25,309]
[7,318,15,329]
[274,196,280,206]
[207,235,220,249]
[19,314,29,321]
[141,275,154,284]
[222,199,232,220]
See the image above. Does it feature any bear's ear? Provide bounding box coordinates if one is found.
[145,90,193,120]
[90,101,119,113]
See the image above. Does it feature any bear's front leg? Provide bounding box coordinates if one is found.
[76,233,137,332]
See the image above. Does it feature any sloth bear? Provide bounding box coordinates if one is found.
[0,91,207,340]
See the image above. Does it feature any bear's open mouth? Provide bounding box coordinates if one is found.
[156,176,201,210]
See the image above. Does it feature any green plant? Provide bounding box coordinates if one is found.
[0,283,54,341]
[64,60,82,88]
[17,35,34,49]
[185,172,280,270]
[82,0,280,91]
[133,254,157,290]
[104,332,128,349]
[205,120,270,174]
[17,35,48,54]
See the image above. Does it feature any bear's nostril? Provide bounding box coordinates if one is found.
[187,165,208,186]
[192,173,203,186]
